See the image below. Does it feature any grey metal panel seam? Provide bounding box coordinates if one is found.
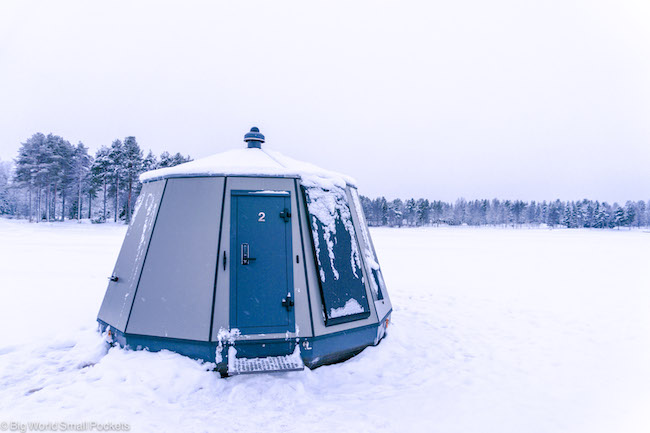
[124,179,168,332]
[294,179,315,338]
[208,177,228,341]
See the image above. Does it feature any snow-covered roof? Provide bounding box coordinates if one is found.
[139,147,356,189]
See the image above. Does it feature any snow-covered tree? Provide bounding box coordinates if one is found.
[71,142,92,221]
[404,198,417,226]
[122,136,143,223]
[387,199,403,227]
[624,201,636,229]
[0,159,12,215]
[91,146,111,222]
[142,150,158,172]
[614,205,626,229]
[416,199,429,226]
[634,200,647,227]
[108,140,124,222]
[13,134,41,221]
[511,200,526,226]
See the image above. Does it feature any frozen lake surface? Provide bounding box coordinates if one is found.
[1,218,649,432]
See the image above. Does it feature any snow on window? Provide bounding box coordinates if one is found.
[303,185,361,283]
[303,185,370,325]
[329,298,364,319]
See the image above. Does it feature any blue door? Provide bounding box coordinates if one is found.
[230,190,294,335]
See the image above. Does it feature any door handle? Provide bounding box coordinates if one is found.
[282,293,294,311]
[241,243,256,265]
[280,208,291,222]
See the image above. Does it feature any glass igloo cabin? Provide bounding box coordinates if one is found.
[97,127,392,375]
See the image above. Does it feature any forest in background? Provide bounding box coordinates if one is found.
[0,132,190,223]
[359,196,648,229]
[0,132,648,229]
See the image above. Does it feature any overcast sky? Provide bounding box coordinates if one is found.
[0,0,648,202]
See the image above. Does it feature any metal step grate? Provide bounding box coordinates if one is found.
[229,353,305,375]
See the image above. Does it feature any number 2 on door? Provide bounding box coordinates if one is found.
[258,212,266,222]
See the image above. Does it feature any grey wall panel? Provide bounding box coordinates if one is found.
[347,187,389,321]
[97,180,166,332]
[211,177,313,341]
[126,177,225,341]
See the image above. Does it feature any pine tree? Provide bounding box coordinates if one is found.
[39,134,59,222]
[624,201,636,229]
[47,135,74,221]
[171,152,192,166]
[487,199,501,225]
[158,151,173,168]
[593,202,602,228]
[122,136,143,223]
[142,150,158,172]
[635,200,646,227]
[14,134,42,221]
[562,204,573,229]
[0,159,11,215]
[359,195,373,225]
[525,201,537,225]
[475,200,488,225]
[502,200,513,226]
[377,197,388,226]
[91,146,112,222]
[43,134,75,222]
[614,205,626,229]
[583,200,594,228]
[512,200,525,226]
[547,200,561,227]
[388,199,403,227]
[453,198,467,226]
[416,199,430,226]
[404,198,417,226]
[599,202,609,227]
[108,140,124,222]
[72,142,92,221]
[430,200,443,225]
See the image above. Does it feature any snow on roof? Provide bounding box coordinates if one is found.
[139,147,357,188]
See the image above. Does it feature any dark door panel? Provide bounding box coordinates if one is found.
[230,190,294,334]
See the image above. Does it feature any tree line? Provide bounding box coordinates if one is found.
[359,197,650,229]
[1,133,647,229]
[0,132,190,223]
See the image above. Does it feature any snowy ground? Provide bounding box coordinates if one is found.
[1,218,649,433]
